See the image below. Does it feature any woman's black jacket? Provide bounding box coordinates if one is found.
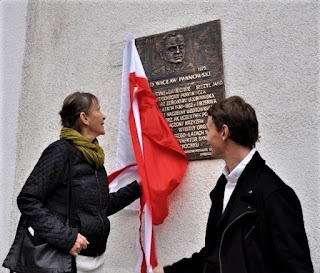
[17,139,141,256]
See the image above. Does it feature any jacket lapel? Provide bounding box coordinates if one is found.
[209,175,227,228]
[217,152,266,229]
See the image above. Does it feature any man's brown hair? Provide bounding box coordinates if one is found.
[207,96,259,149]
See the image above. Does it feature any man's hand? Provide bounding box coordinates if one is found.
[153,265,164,273]
[69,233,89,257]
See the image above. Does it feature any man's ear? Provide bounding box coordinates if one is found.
[79,112,89,126]
[221,124,230,140]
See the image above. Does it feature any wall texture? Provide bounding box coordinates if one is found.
[0,0,27,271]
[2,0,319,272]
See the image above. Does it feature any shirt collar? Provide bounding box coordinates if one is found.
[222,148,256,184]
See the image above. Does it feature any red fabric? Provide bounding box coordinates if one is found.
[108,35,188,272]
[129,73,189,225]
[107,163,136,184]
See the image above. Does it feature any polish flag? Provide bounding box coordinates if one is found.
[109,34,188,273]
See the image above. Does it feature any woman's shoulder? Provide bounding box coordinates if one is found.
[46,139,69,150]
[41,139,72,159]
[29,140,73,174]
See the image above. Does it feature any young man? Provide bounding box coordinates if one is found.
[154,96,313,273]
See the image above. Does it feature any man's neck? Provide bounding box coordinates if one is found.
[223,143,252,173]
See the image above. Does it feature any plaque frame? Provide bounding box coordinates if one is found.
[136,20,225,161]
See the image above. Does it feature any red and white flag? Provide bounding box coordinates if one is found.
[109,34,188,273]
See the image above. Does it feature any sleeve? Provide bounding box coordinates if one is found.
[106,181,142,216]
[164,183,223,273]
[164,249,207,273]
[17,142,78,252]
[266,186,313,273]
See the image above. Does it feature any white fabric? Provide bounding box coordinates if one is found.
[114,34,137,171]
[222,149,256,212]
[125,34,154,273]
[76,253,105,273]
[113,33,154,273]
[144,203,153,273]
[109,33,141,211]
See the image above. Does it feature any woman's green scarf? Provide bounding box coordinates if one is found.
[60,127,105,169]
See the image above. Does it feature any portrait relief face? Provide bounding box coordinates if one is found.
[161,33,185,64]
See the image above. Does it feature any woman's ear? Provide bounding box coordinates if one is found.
[79,112,89,126]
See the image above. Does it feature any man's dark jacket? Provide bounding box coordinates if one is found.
[164,152,313,273]
[17,139,141,256]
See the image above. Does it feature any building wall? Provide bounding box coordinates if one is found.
[2,0,319,272]
[0,1,27,271]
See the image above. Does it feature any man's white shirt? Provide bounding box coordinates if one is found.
[222,149,256,213]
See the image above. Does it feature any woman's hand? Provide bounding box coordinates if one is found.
[69,233,89,257]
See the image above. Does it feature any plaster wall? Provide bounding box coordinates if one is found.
[2,0,319,272]
[0,0,27,271]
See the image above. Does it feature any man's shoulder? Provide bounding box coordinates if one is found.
[255,162,293,198]
[246,152,290,194]
[259,163,284,184]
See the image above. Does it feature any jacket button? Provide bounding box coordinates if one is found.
[248,190,253,194]
[248,205,252,209]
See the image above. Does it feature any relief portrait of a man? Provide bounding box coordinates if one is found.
[153,32,194,76]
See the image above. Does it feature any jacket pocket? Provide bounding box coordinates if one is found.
[244,225,256,240]
[243,225,266,273]
[202,261,218,273]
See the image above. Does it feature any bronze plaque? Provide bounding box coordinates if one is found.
[136,20,225,160]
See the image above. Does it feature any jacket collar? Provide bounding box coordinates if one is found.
[218,151,266,228]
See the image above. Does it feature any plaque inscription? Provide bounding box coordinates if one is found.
[136,20,225,160]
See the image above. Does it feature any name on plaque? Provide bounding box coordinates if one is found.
[136,20,225,160]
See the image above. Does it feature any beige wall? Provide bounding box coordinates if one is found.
[2,0,319,272]
[0,1,28,272]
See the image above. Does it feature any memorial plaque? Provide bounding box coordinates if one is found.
[136,20,225,160]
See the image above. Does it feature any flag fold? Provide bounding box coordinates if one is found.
[108,33,188,273]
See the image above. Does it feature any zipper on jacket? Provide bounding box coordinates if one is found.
[202,262,208,273]
[95,170,102,208]
[218,210,256,273]
[95,169,106,250]
[244,225,255,240]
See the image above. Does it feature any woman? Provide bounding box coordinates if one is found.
[17,92,142,273]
